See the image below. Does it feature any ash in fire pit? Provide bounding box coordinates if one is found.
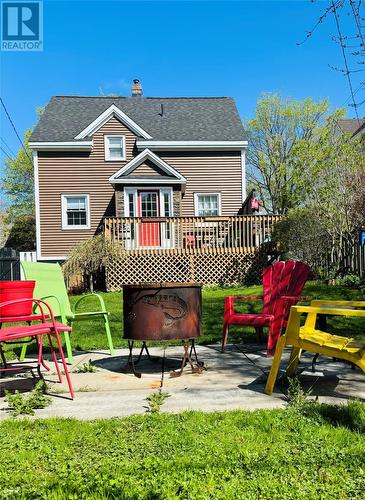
[122,282,204,378]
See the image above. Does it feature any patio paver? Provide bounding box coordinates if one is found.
[0,344,364,419]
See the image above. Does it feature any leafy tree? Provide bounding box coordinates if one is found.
[1,129,36,250]
[246,93,329,214]
[1,129,34,224]
[273,208,333,278]
[273,113,365,276]
[5,215,36,251]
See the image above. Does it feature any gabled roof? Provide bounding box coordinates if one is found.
[74,104,152,140]
[29,96,245,143]
[109,149,186,184]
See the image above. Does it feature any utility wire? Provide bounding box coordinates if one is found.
[0,145,12,161]
[0,136,15,157]
[332,0,361,120]
[350,0,365,48]
[342,80,365,104]
[0,97,31,161]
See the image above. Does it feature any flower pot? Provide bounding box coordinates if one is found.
[0,280,36,317]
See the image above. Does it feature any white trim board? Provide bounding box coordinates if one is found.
[37,255,68,261]
[33,150,41,261]
[137,140,248,151]
[74,104,152,140]
[28,141,92,151]
[109,149,186,184]
[241,148,246,202]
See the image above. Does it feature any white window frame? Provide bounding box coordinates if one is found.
[123,187,174,249]
[61,194,90,230]
[104,135,126,161]
[194,192,222,217]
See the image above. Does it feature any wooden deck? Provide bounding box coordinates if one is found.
[103,215,282,255]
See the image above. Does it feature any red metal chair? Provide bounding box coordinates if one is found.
[222,260,311,355]
[0,298,75,399]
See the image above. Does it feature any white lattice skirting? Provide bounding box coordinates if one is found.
[106,251,268,291]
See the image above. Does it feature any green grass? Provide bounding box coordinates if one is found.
[0,405,364,499]
[4,281,365,356]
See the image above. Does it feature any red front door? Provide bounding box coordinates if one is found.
[138,191,160,247]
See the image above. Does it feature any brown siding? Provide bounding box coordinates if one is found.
[160,151,242,216]
[130,160,169,177]
[38,117,138,257]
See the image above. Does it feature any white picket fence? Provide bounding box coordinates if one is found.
[19,251,37,263]
[19,251,37,279]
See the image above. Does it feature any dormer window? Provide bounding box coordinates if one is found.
[104,135,125,161]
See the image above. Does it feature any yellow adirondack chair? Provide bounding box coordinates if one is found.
[265,303,365,395]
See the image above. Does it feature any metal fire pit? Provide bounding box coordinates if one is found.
[122,282,204,378]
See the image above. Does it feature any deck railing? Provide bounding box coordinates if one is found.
[103,215,282,254]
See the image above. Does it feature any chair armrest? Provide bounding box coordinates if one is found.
[311,299,365,308]
[38,294,63,311]
[73,293,108,314]
[232,296,264,301]
[280,295,310,301]
[292,305,365,317]
[0,298,58,327]
[224,295,263,319]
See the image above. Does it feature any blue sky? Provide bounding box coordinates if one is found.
[0,0,362,171]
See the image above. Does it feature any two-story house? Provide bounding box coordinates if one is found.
[29,80,247,262]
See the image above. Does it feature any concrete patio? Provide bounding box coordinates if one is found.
[0,343,364,419]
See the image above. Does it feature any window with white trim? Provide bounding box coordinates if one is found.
[194,193,221,217]
[62,194,90,229]
[104,135,125,161]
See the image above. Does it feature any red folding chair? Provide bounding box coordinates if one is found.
[222,260,311,355]
[0,298,75,399]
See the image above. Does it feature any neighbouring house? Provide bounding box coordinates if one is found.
[29,80,279,288]
[338,118,365,139]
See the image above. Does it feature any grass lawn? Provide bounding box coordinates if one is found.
[64,281,365,353]
[0,405,364,499]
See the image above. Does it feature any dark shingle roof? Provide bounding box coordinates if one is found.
[338,118,365,137]
[30,96,245,142]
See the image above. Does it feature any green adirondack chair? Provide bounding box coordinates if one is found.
[20,261,114,363]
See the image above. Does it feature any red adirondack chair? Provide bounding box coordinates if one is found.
[0,298,75,399]
[222,260,311,355]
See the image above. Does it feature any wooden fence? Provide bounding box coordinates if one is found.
[0,249,37,281]
[103,215,282,289]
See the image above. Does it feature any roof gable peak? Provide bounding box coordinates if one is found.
[109,149,186,184]
[74,104,152,140]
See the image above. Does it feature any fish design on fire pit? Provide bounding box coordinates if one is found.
[142,293,188,327]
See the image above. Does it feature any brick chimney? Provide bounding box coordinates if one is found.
[131,79,142,96]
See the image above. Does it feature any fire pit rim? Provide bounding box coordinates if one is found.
[122,281,203,290]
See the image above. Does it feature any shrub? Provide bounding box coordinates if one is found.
[63,235,124,291]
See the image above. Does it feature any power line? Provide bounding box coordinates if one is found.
[350,0,365,49]
[0,97,31,161]
[332,0,360,120]
[0,136,15,157]
[0,145,12,161]
[342,80,365,104]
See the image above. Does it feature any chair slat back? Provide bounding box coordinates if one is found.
[21,262,73,319]
[262,261,310,315]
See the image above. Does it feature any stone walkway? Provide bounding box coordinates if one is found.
[0,344,364,419]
